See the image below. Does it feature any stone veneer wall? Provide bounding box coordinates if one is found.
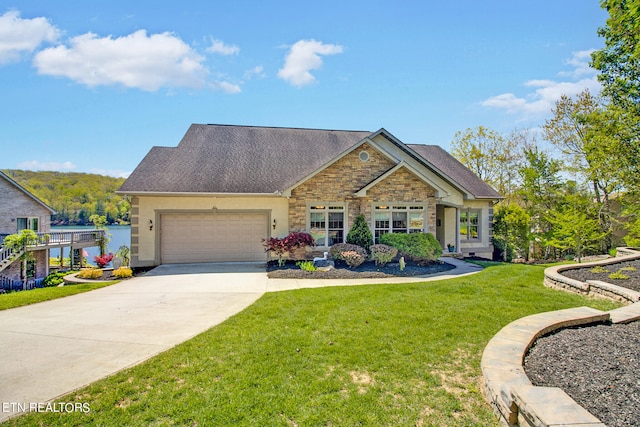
[288,143,437,234]
[544,249,640,304]
[361,168,437,235]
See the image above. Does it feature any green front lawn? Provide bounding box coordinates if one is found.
[7,263,620,426]
[0,281,118,311]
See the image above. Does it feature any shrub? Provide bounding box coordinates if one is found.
[608,271,629,280]
[330,243,367,261]
[346,214,374,252]
[43,271,76,287]
[113,267,133,278]
[94,253,114,268]
[296,261,317,272]
[380,232,443,264]
[263,232,315,265]
[369,244,398,266]
[284,232,315,249]
[590,266,609,273]
[77,268,103,279]
[341,251,366,268]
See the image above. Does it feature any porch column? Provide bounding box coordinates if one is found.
[455,208,460,254]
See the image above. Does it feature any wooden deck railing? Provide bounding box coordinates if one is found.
[0,229,105,274]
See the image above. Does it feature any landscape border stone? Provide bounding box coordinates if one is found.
[482,247,640,427]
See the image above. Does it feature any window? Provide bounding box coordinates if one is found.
[16,217,39,232]
[309,205,344,246]
[460,209,480,241]
[374,205,425,242]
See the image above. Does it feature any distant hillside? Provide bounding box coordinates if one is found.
[3,170,130,226]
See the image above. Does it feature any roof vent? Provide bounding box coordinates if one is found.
[359,151,370,162]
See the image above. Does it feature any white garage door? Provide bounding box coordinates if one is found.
[160,212,268,263]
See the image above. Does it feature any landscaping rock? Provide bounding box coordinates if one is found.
[524,321,640,427]
[267,259,455,279]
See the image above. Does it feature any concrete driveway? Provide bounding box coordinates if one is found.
[0,263,268,422]
[0,257,480,422]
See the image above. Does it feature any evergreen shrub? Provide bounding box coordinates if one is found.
[369,244,398,266]
[346,215,374,252]
[380,232,442,264]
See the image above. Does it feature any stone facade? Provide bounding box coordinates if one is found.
[288,143,438,237]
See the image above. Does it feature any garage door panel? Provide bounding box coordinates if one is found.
[160,212,268,263]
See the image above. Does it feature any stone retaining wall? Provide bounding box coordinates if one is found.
[483,247,640,427]
[543,247,640,304]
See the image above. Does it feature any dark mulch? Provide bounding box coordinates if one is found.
[76,267,148,281]
[560,259,640,292]
[266,259,455,279]
[524,321,640,427]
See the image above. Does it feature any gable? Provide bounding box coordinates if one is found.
[0,172,54,234]
[118,124,372,195]
[355,162,447,198]
[359,167,438,200]
[288,142,396,200]
[0,172,54,215]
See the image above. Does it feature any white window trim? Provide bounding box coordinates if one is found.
[372,203,427,242]
[306,202,347,247]
[459,208,481,242]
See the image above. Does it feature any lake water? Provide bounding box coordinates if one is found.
[51,225,131,262]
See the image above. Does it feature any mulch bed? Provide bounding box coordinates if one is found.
[524,321,640,427]
[524,257,640,426]
[266,259,455,279]
[560,259,640,292]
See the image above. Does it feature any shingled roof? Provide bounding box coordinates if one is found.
[119,124,371,194]
[118,124,501,200]
[407,144,502,199]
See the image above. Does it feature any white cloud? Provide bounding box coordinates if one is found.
[481,51,601,117]
[33,30,208,91]
[206,38,239,55]
[17,160,77,171]
[244,65,266,80]
[277,39,343,87]
[560,49,596,79]
[89,168,131,178]
[0,10,60,64]
[210,80,241,94]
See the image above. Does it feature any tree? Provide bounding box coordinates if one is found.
[518,146,563,258]
[591,0,640,194]
[546,195,606,263]
[90,214,110,256]
[543,90,618,251]
[346,214,374,251]
[450,126,521,198]
[592,0,640,115]
[492,203,531,261]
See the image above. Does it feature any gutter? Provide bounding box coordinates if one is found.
[115,191,283,197]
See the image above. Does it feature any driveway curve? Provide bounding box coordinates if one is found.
[0,258,480,422]
[0,263,267,422]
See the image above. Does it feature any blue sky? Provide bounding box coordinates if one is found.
[1,1,606,178]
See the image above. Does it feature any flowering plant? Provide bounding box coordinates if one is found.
[263,232,315,266]
[94,253,114,268]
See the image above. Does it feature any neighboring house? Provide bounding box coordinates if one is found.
[0,171,55,282]
[117,124,502,266]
